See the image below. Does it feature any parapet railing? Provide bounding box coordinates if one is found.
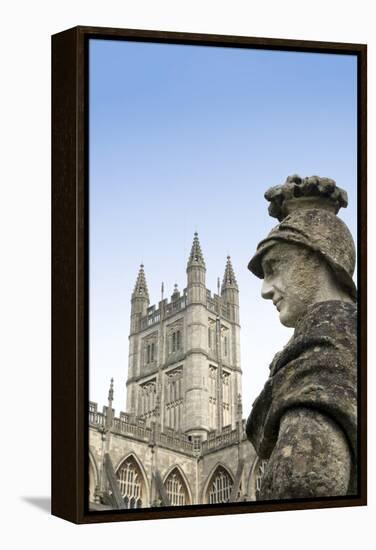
[89,401,246,456]
[112,417,152,442]
[206,297,230,320]
[89,403,197,454]
[155,430,196,455]
[201,429,237,452]
[141,311,161,329]
[164,296,186,317]
[140,296,187,330]
[201,422,245,453]
[89,403,105,428]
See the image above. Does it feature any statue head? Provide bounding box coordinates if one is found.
[248,175,357,328]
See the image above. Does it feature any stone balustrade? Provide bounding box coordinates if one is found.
[89,401,245,456]
[140,295,187,330]
[112,417,152,442]
[89,409,105,428]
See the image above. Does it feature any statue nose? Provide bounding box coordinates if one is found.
[261,279,274,300]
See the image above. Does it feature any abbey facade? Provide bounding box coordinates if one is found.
[89,233,263,510]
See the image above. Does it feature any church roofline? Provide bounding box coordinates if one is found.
[89,400,247,458]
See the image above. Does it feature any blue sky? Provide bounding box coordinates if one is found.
[89,38,357,415]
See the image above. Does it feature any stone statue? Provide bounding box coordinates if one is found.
[246,174,357,500]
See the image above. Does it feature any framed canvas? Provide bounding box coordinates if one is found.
[51,26,367,524]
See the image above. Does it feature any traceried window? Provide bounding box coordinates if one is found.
[169,328,182,354]
[208,365,217,429]
[176,330,181,350]
[221,327,229,358]
[207,467,233,504]
[139,380,156,424]
[89,459,96,502]
[165,367,183,430]
[146,341,156,364]
[164,468,189,506]
[117,456,144,508]
[143,334,158,366]
[222,371,231,427]
[208,320,229,357]
[208,319,215,350]
[224,335,228,356]
[255,459,268,497]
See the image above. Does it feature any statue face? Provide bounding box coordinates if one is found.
[260,242,323,328]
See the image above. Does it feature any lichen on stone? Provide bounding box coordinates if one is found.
[265,174,348,222]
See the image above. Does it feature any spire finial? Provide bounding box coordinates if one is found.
[187,232,206,268]
[108,378,114,405]
[237,393,243,418]
[132,264,149,299]
[221,255,238,292]
[105,378,115,430]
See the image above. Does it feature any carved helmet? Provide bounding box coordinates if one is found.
[248,175,357,301]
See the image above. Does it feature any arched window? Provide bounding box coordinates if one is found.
[222,371,231,427]
[207,466,233,504]
[117,456,144,508]
[165,368,183,431]
[89,459,97,503]
[147,345,151,363]
[255,459,268,497]
[165,469,189,506]
[168,327,183,355]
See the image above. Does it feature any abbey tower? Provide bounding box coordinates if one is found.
[126,233,242,438]
[89,234,260,510]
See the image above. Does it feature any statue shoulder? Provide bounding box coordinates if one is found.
[296,300,357,340]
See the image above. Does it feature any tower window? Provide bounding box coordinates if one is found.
[169,328,182,354]
[145,341,157,364]
[222,371,231,427]
[208,365,217,429]
[139,380,156,423]
[165,367,183,431]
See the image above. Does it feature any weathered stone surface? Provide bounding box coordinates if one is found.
[246,300,357,498]
[248,176,356,301]
[259,242,353,328]
[257,407,352,499]
[246,174,357,500]
[264,174,348,222]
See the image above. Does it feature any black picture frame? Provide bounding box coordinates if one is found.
[51,25,367,524]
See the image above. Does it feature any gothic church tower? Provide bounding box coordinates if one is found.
[125,233,242,442]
